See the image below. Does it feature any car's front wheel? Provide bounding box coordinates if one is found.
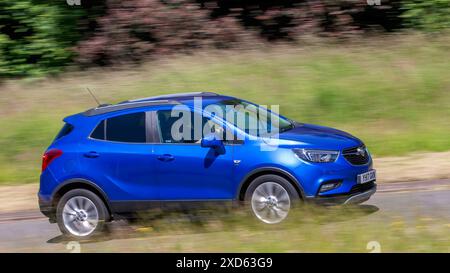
[245,175,300,224]
[56,189,109,239]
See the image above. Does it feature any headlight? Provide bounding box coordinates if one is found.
[293,148,339,163]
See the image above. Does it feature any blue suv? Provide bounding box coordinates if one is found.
[39,92,376,238]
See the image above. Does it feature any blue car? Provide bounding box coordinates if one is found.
[39,92,376,238]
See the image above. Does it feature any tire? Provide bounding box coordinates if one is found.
[244,174,300,224]
[56,189,109,239]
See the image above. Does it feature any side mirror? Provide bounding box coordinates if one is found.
[201,133,224,153]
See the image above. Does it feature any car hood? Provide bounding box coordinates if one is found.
[277,123,362,150]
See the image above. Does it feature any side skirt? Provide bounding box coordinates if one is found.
[110,199,238,216]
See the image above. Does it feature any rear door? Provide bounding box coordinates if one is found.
[80,111,158,201]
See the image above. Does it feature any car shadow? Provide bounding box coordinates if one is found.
[46,204,380,245]
[46,220,147,244]
[335,204,380,215]
[303,204,380,225]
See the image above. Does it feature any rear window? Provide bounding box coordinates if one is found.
[90,112,146,143]
[55,123,74,140]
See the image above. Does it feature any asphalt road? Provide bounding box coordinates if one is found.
[0,180,449,252]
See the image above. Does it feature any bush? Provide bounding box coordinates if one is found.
[0,0,83,77]
[2,1,448,76]
[75,0,253,66]
[402,0,450,31]
[76,0,404,65]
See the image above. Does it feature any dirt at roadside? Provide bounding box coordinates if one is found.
[374,151,450,183]
[0,151,449,214]
[0,184,39,213]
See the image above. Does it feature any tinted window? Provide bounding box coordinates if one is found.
[157,110,224,144]
[214,99,294,136]
[91,120,105,140]
[91,113,146,143]
[106,112,146,143]
[55,123,74,140]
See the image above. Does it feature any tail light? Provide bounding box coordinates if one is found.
[42,149,63,172]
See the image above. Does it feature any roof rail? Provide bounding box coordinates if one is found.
[83,99,178,116]
[123,92,219,103]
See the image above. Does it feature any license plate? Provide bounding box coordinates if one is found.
[357,169,376,184]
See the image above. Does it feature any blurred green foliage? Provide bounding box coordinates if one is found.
[0,0,83,77]
[402,0,450,31]
[0,1,449,77]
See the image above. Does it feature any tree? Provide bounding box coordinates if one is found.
[402,0,450,31]
[0,0,84,77]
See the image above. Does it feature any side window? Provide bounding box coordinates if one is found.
[157,110,188,144]
[90,112,146,143]
[91,120,105,140]
[107,112,146,142]
[156,110,225,144]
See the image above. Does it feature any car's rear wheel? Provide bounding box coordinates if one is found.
[244,175,300,224]
[56,189,109,239]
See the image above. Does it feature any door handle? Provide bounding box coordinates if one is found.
[157,154,174,162]
[84,151,100,158]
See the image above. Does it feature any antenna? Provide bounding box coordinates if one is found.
[85,87,101,107]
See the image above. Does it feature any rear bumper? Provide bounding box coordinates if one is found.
[307,183,377,206]
[38,194,55,222]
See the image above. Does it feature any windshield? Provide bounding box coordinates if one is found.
[209,99,294,137]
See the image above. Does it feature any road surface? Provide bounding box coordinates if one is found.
[0,180,449,252]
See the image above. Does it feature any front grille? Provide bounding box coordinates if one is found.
[342,145,370,165]
[349,181,375,195]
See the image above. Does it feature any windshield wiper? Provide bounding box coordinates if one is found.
[279,122,295,133]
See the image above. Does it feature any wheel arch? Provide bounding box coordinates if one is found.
[236,167,305,201]
[51,178,112,217]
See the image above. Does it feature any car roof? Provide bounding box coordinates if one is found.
[120,91,219,103]
[82,92,236,117]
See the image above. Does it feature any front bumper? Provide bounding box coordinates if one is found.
[306,182,377,206]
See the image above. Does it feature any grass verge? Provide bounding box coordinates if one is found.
[73,205,450,252]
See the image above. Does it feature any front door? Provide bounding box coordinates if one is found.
[152,108,234,200]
